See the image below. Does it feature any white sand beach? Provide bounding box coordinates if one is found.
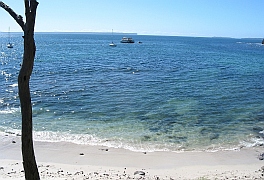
[0,132,264,180]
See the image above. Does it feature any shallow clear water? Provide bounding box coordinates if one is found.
[0,33,264,152]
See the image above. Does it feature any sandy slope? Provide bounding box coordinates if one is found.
[0,132,264,179]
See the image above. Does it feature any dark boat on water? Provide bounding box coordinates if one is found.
[262,39,264,44]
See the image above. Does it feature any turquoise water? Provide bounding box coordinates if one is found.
[0,33,264,152]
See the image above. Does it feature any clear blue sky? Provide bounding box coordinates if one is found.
[1,0,263,38]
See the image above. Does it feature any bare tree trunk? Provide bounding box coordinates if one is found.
[19,38,40,179]
[0,1,40,179]
[19,19,40,180]
[19,1,40,179]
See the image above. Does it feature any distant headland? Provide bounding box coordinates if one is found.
[0,31,137,36]
[35,32,138,35]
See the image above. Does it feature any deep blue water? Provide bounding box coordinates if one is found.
[0,33,264,152]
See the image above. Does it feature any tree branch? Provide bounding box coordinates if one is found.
[0,1,25,31]
[23,0,38,35]
[24,0,30,18]
[30,0,39,15]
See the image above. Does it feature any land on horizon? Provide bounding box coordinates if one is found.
[1,31,264,39]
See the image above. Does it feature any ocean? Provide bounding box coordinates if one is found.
[0,33,264,152]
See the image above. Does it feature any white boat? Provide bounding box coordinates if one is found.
[109,29,117,47]
[120,37,134,43]
[7,43,13,48]
[109,42,117,47]
[7,27,13,48]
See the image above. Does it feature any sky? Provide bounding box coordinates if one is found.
[0,0,264,38]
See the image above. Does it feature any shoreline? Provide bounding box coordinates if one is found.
[1,132,264,179]
[2,128,263,153]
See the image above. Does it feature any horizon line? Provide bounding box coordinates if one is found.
[0,31,263,39]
